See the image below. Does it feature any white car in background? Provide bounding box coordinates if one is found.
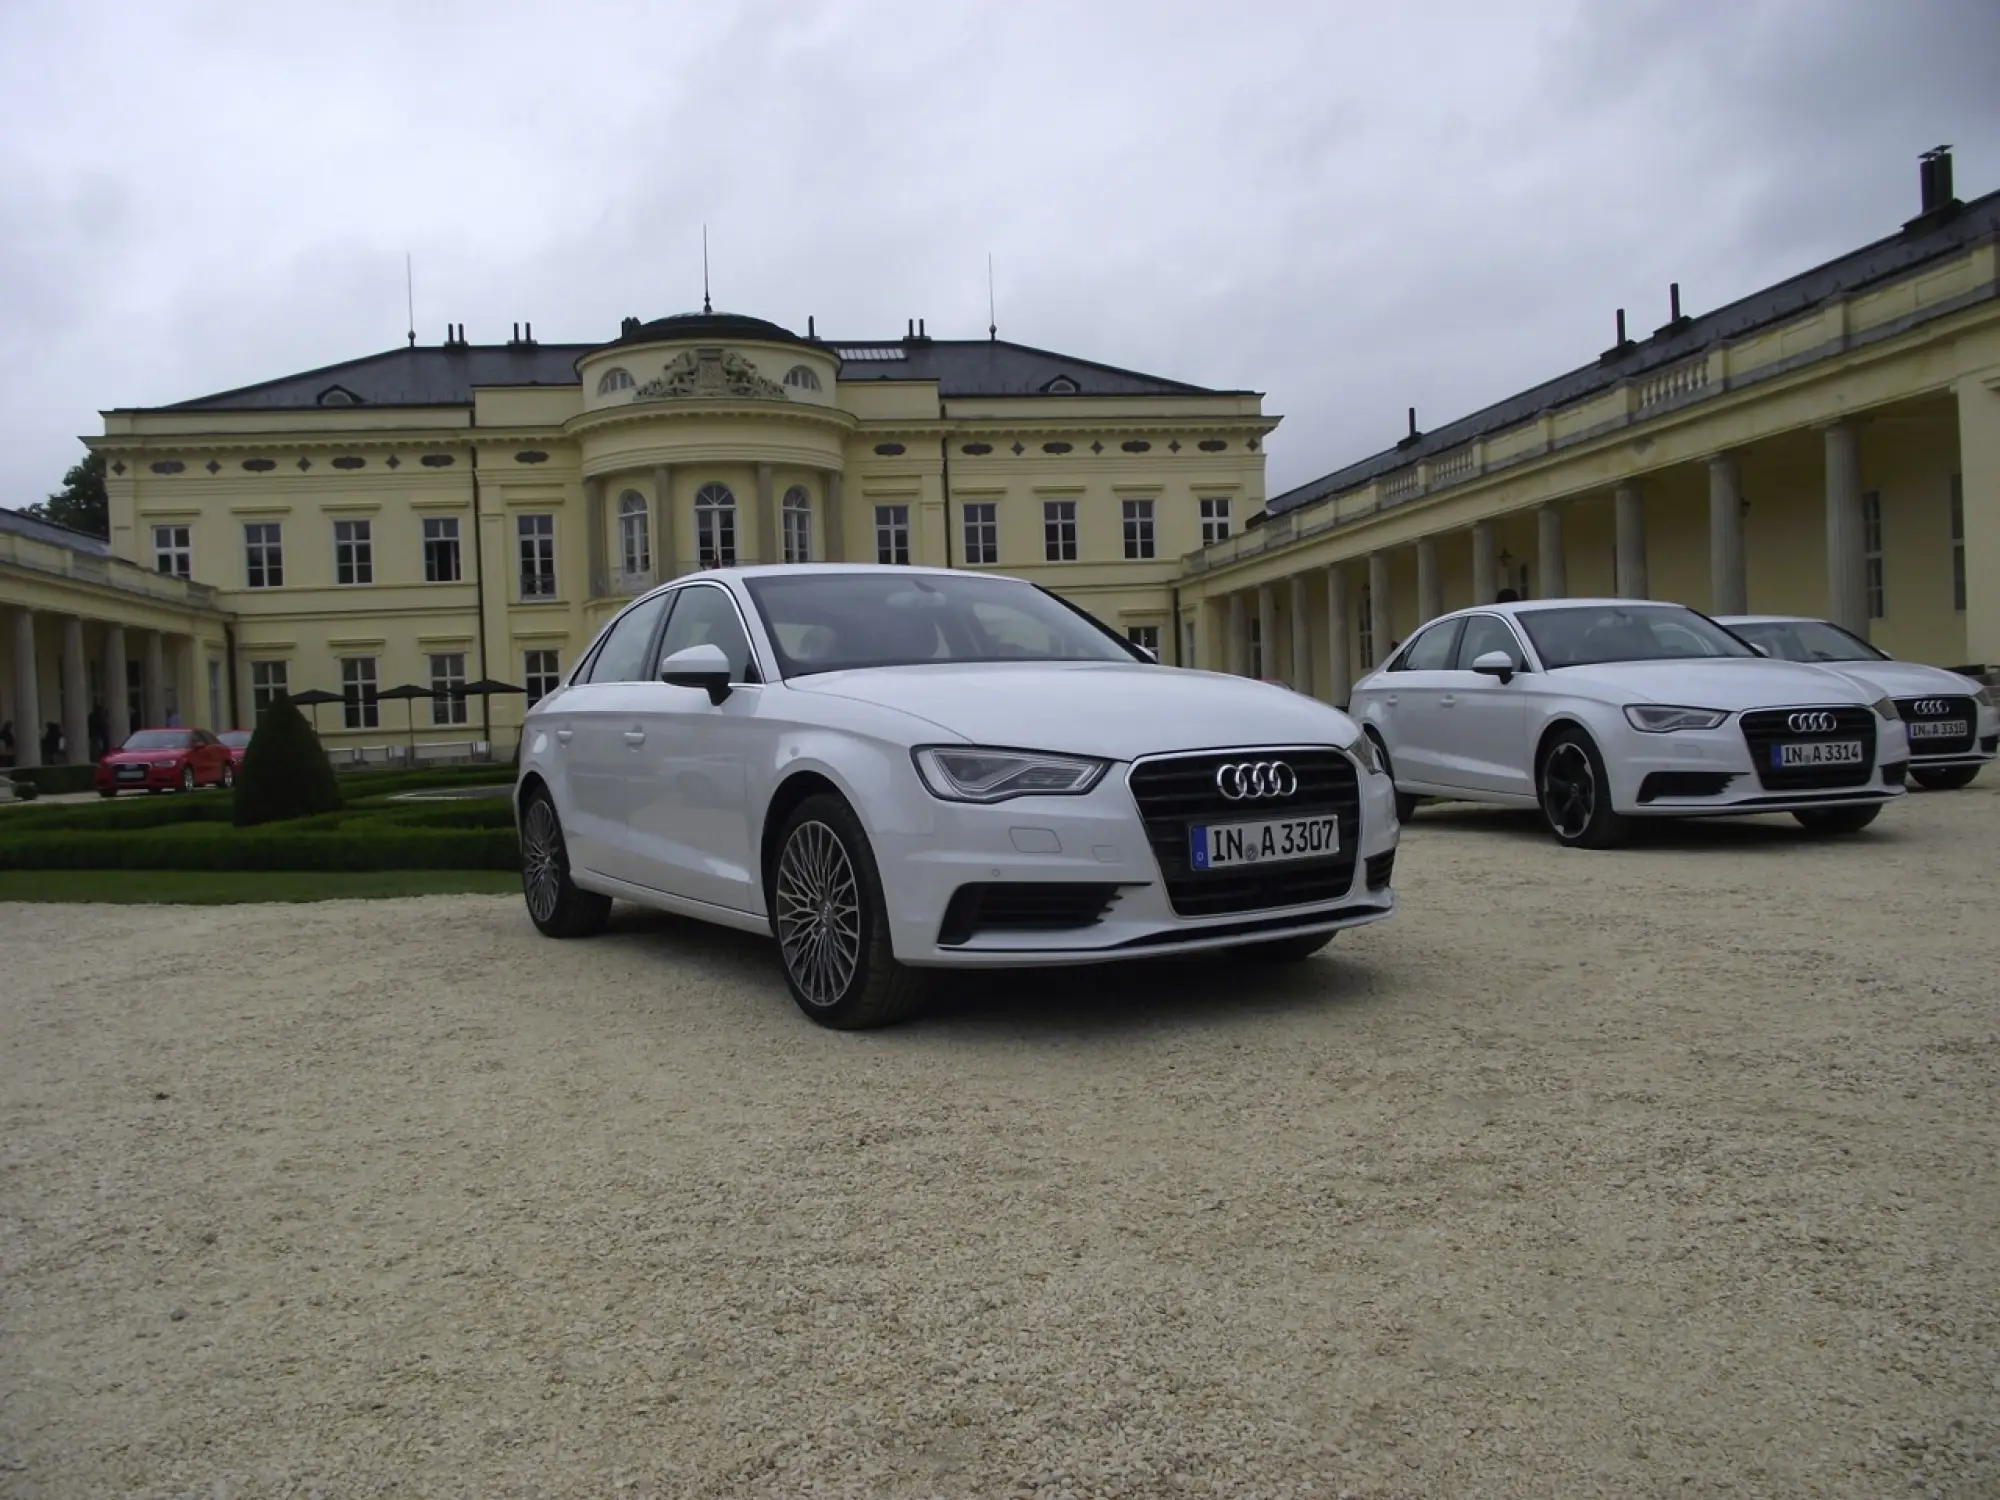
[1347,598,1911,849]
[1717,614,1997,792]
[515,565,1400,1029]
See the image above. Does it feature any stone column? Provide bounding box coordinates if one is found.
[1325,564,1352,706]
[142,630,166,727]
[823,470,846,562]
[584,478,608,597]
[651,465,677,580]
[1256,584,1278,680]
[1708,452,1748,616]
[1367,552,1392,667]
[1415,539,1442,623]
[10,609,40,769]
[103,625,129,747]
[1288,574,1311,694]
[1958,374,2000,668]
[1823,422,1868,638]
[61,616,88,766]
[755,464,777,565]
[1614,482,1649,599]
[1470,520,1498,605]
[1227,593,1250,677]
[1537,504,1567,599]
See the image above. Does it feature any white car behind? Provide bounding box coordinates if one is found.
[1716,614,1997,792]
[1347,598,1911,848]
[516,565,1400,1028]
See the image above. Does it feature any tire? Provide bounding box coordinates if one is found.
[1536,727,1630,849]
[1366,730,1420,824]
[220,762,235,789]
[769,793,930,1030]
[98,789,117,799]
[1237,931,1335,963]
[1911,765,1979,792]
[519,788,611,938]
[179,766,196,793]
[1792,804,1881,835]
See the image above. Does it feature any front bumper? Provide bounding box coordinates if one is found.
[96,762,187,791]
[1901,703,1999,767]
[1605,711,1909,817]
[873,747,1400,966]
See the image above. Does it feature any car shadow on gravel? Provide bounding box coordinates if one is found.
[597,905,1391,1035]
[1406,800,1916,853]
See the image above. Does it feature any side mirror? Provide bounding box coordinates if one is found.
[661,642,734,704]
[1471,650,1517,684]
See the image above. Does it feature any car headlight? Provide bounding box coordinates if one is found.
[1869,696,1900,722]
[1351,735,1385,776]
[1623,705,1729,733]
[1973,687,1993,709]
[911,746,1110,803]
[153,758,179,768]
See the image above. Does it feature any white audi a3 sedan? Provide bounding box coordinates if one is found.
[1716,614,1997,792]
[1346,598,1911,849]
[515,565,1400,1029]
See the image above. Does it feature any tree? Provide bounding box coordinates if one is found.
[24,451,109,539]
[233,693,344,827]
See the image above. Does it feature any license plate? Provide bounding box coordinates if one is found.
[1773,740,1862,768]
[1907,720,1968,742]
[1189,814,1339,871]
[116,766,144,779]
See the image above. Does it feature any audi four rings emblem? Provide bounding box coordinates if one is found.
[1216,761,1299,800]
[1786,711,1838,734]
[1911,698,1950,716]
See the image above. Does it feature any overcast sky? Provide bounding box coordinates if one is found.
[3,0,1997,509]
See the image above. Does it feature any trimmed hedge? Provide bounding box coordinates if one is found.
[333,764,516,797]
[236,695,342,826]
[7,765,95,795]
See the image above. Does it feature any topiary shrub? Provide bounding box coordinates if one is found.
[233,693,343,827]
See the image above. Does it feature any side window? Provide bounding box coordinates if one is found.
[583,592,672,683]
[1395,619,1463,671]
[656,585,758,683]
[1455,614,1526,671]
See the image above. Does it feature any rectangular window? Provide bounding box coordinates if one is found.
[1126,624,1161,656]
[1122,499,1156,560]
[1357,587,1374,669]
[523,649,562,705]
[1950,473,1965,613]
[1862,489,1884,620]
[962,502,998,566]
[518,513,557,599]
[874,504,910,565]
[1200,497,1232,545]
[782,488,812,564]
[423,516,462,583]
[1248,615,1263,678]
[429,652,468,726]
[340,656,379,730]
[334,518,374,586]
[244,522,283,589]
[249,660,289,721]
[1043,500,1077,562]
[152,524,191,578]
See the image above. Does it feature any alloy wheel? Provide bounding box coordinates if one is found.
[521,799,564,925]
[180,766,195,792]
[1543,743,1595,840]
[774,819,863,1009]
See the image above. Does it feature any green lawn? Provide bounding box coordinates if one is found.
[0,869,521,905]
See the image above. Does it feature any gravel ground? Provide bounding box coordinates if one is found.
[3,785,1997,1500]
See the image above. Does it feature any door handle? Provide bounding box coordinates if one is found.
[623,729,647,747]
[1385,694,1399,706]
[1439,694,1458,707]
[554,727,573,745]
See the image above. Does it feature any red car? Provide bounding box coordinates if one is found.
[218,729,253,769]
[96,727,235,796]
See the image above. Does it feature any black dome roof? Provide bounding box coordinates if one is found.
[614,309,812,347]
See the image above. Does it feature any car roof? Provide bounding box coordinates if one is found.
[1428,597,1695,622]
[1712,613,1817,625]
[680,562,1014,584]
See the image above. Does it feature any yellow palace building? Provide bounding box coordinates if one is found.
[0,149,1995,771]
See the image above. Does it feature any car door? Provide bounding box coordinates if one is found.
[629,582,764,912]
[1435,612,1534,796]
[1374,619,1464,788]
[560,591,674,882]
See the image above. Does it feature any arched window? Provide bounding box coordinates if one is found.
[1042,375,1079,394]
[618,489,651,578]
[597,366,635,395]
[694,482,737,568]
[781,484,812,563]
[783,365,821,391]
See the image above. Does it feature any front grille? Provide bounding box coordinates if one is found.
[1896,696,1977,757]
[1365,850,1395,890]
[936,883,1121,946]
[1127,748,1361,918]
[1739,706,1877,790]
[1637,771,1739,803]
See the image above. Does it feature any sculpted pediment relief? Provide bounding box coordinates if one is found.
[631,346,790,403]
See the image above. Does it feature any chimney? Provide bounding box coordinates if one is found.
[444,322,468,350]
[807,315,816,338]
[620,316,640,338]
[1669,283,1681,321]
[1906,146,1962,233]
[1396,406,1422,450]
[1617,308,1627,344]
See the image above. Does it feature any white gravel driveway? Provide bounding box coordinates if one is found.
[3,787,1997,1499]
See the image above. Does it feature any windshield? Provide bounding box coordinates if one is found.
[1724,618,1887,663]
[219,731,253,747]
[1518,604,1757,668]
[744,571,1148,678]
[122,730,192,750]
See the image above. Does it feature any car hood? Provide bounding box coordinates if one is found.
[102,747,185,763]
[1547,657,1883,710]
[785,662,1363,760]
[1787,659,1985,701]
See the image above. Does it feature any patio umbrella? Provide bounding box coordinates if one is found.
[371,683,437,761]
[282,687,345,733]
[449,679,528,755]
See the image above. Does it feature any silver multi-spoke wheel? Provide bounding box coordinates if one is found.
[774,819,863,1008]
[1542,742,1595,840]
[522,798,564,924]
